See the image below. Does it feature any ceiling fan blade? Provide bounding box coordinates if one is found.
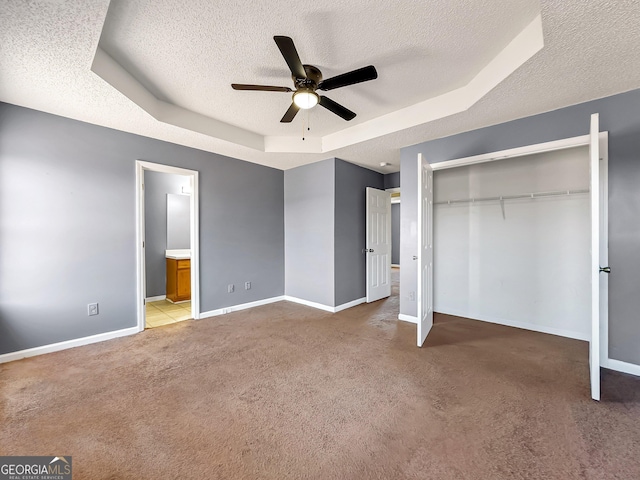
[280,103,300,123]
[318,65,378,91]
[319,96,356,121]
[232,84,292,92]
[274,36,307,79]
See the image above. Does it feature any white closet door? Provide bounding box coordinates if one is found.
[417,154,434,347]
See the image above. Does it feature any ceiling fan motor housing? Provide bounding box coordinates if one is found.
[294,64,323,90]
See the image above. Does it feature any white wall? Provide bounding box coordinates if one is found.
[433,146,591,340]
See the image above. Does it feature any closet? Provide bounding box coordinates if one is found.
[433,146,591,339]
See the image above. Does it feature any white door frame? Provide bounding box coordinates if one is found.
[135,160,200,332]
[428,131,609,366]
[589,113,601,401]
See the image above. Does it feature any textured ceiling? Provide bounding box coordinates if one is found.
[99,0,539,137]
[1,0,640,173]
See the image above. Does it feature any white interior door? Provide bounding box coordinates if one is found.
[366,187,391,302]
[417,153,434,347]
[590,113,602,401]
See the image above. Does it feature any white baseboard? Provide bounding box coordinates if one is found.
[200,296,285,319]
[603,358,640,377]
[334,297,366,312]
[146,295,166,302]
[284,296,334,312]
[0,326,139,364]
[283,296,365,313]
[391,264,400,268]
[398,314,418,324]
[184,295,366,320]
[436,308,589,341]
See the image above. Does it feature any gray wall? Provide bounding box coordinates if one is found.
[400,88,640,366]
[391,203,400,265]
[284,159,335,306]
[334,159,384,306]
[144,172,190,297]
[384,172,400,189]
[400,152,419,317]
[385,173,401,266]
[0,103,284,355]
[284,158,383,308]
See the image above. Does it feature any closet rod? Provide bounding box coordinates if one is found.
[434,188,589,206]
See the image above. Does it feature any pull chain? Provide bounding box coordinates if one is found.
[302,109,311,141]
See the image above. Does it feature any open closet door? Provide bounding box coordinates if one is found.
[366,187,391,302]
[590,113,602,401]
[417,153,434,347]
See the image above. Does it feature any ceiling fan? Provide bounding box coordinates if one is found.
[232,36,378,123]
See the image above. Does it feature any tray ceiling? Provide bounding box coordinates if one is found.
[1,0,640,171]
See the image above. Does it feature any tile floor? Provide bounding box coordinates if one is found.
[145,299,192,329]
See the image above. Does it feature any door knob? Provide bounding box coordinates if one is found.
[599,266,611,274]
[368,249,374,253]
[413,255,418,260]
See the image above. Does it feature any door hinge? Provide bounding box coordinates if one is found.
[143,299,146,305]
[599,266,611,274]
[142,241,145,248]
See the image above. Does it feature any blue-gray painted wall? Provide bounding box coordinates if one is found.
[384,172,400,189]
[400,88,640,366]
[334,159,384,305]
[0,103,284,355]
[285,158,383,308]
[391,203,400,265]
[284,159,335,306]
[384,172,401,265]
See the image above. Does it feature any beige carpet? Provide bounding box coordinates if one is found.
[1,278,639,479]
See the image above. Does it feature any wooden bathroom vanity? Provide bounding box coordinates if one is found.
[166,250,191,303]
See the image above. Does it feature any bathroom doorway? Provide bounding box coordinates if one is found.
[135,161,200,331]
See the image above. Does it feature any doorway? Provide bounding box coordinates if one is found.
[389,188,402,313]
[136,161,200,332]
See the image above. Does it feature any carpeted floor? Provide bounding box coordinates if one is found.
[1,272,639,479]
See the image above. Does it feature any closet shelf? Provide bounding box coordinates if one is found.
[434,188,590,206]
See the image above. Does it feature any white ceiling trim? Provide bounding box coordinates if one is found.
[91,48,264,150]
[322,14,544,152]
[91,14,543,155]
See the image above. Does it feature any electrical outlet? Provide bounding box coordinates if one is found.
[245,282,251,290]
[88,303,99,316]
[228,284,234,293]
[409,291,415,301]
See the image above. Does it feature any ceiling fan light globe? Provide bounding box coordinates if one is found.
[293,90,319,109]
